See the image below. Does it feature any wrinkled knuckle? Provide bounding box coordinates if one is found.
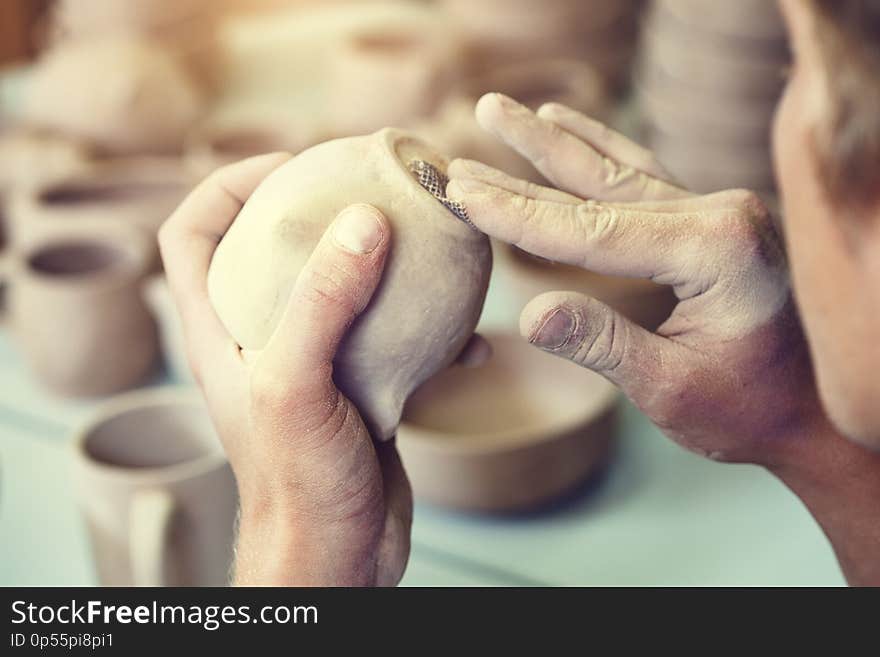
[577,204,619,247]
[720,191,779,265]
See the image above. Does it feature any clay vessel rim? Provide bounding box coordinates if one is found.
[15,227,150,291]
[398,334,618,454]
[71,387,227,483]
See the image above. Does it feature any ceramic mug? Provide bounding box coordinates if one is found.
[6,157,192,261]
[71,388,237,586]
[5,221,159,396]
[143,274,193,383]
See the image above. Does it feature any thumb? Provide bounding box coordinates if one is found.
[520,291,679,408]
[254,204,391,402]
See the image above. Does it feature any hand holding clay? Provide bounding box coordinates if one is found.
[447,94,822,467]
[159,155,414,586]
[206,129,492,441]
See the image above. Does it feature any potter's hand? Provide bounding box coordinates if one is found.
[159,154,412,586]
[447,94,821,466]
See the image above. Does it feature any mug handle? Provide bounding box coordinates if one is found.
[129,489,175,587]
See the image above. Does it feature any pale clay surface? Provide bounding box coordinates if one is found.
[208,129,492,441]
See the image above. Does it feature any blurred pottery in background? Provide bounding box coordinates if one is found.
[51,0,216,36]
[646,129,775,194]
[499,244,677,333]
[414,60,608,184]
[655,0,787,42]
[7,222,158,396]
[22,38,204,155]
[442,0,639,92]
[0,131,92,192]
[327,23,461,135]
[143,275,193,384]
[183,110,322,178]
[397,333,618,513]
[71,388,236,586]
[637,0,788,194]
[208,128,492,441]
[412,96,542,184]
[7,156,192,262]
[464,59,609,118]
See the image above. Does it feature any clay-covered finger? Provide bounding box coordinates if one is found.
[536,102,680,184]
[259,204,391,383]
[475,93,687,202]
[520,290,681,408]
[159,152,292,381]
[447,177,700,282]
[447,158,581,204]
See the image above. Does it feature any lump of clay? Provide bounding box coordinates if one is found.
[22,38,203,155]
[208,128,492,440]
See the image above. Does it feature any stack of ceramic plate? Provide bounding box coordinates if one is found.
[637,0,789,197]
[440,0,640,92]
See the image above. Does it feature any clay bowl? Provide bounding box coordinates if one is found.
[7,222,159,397]
[396,333,619,513]
[464,58,609,117]
[442,0,635,47]
[461,8,638,90]
[184,116,321,179]
[7,157,193,263]
[328,24,462,136]
[499,244,677,332]
[412,96,545,184]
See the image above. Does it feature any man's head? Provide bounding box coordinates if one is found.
[773,0,880,446]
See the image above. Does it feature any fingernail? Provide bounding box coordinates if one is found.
[447,177,487,197]
[531,308,576,349]
[333,205,384,254]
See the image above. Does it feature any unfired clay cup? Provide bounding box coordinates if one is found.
[6,222,159,397]
[183,117,320,179]
[7,157,192,264]
[143,274,193,384]
[328,25,461,135]
[464,58,609,117]
[397,333,619,513]
[498,244,677,333]
[71,388,237,586]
